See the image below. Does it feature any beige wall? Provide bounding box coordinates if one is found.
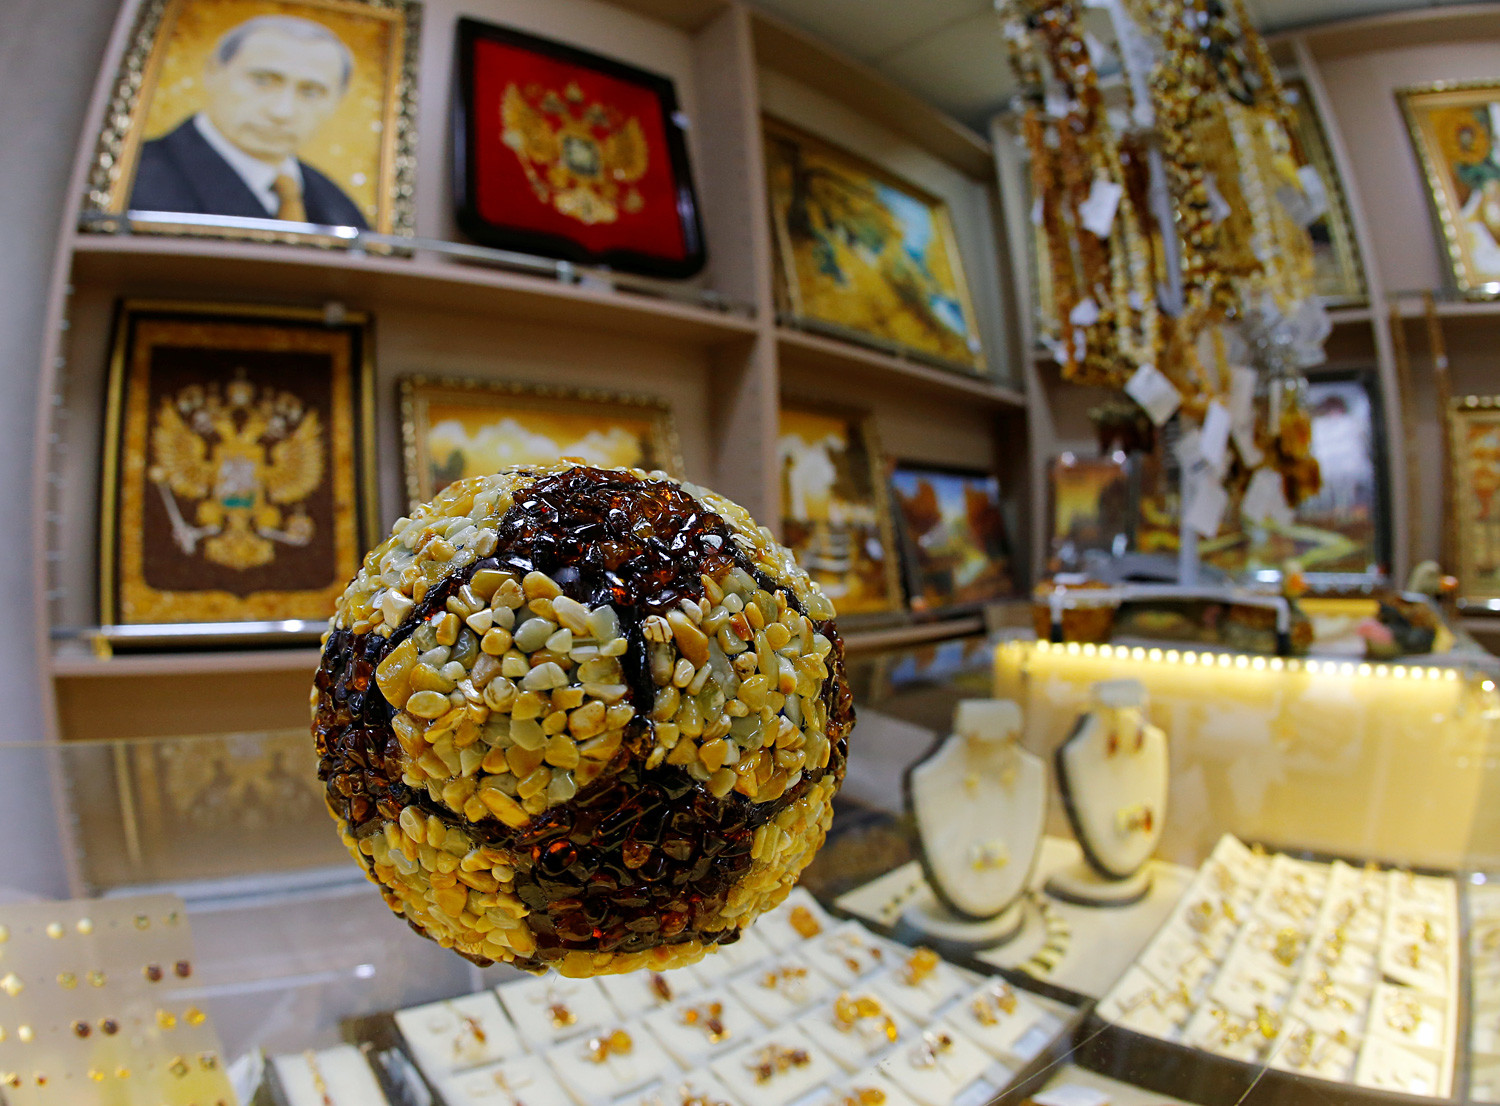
[0,0,114,896]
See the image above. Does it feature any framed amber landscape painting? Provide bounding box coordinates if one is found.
[764,117,985,375]
[400,376,682,506]
[99,301,376,630]
[1400,82,1500,297]
[889,463,1013,613]
[1450,397,1500,607]
[778,401,901,617]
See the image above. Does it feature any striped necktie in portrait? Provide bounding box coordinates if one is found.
[273,173,305,222]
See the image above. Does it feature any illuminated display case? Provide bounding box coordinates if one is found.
[6,627,1500,1106]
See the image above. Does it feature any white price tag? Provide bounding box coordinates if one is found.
[1200,401,1232,471]
[1242,467,1294,527]
[1069,297,1101,326]
[1125,363,1181,425]
[1232,425,1263,467]
[1078,177,1124,238]
[1033,1084,1111,1106]
[1229,367,1257,430]
[1203,173,1232,224]
[1228,366,1262,464]
[1174,428,1202,470]
[1184,473,1229,539]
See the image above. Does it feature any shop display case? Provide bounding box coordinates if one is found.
[7,626,1500,1106]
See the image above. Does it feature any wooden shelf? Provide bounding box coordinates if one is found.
[841,616,986,655]
[70,235,760,347]
[1327,305,1373,326]
[776,327,1025,409]
[1391,295,1500,321]
[748,10,992,179]
[50,647,321,678]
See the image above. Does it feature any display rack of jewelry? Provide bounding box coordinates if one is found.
[1081,834,1467,1102]
[1469,882,1500,1102]
[0,894,234,1106]
[340,888,1077,1106]
[1047,680,1169,907]
[904,700,1048,943]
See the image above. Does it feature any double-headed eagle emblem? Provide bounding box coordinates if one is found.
[501,80,649,226]
[148,376,324,572]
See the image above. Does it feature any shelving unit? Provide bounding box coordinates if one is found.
[30,0,1030,894]
[995,4,1500,589]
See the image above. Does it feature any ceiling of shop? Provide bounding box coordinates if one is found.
[744,0,1468,131]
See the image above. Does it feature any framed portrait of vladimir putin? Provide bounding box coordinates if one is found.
[84,0,420,245]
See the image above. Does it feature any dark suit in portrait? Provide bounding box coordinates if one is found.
[130,119,368,228]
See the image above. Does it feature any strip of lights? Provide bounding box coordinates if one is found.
[1010,639,1476,684]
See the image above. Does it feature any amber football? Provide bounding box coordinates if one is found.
[312,465,852,976]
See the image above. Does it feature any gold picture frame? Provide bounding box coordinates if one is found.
[1449,397,1500,607]
[84,0,420,245]
[764,116,987,377]
[99,300,378,632]
[1399,81,1500,298]
[778,399,902,617]
[399,376,684,507]
[1284,79,1366,307]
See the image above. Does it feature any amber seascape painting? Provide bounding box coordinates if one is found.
[400,376,682,505]
[765,118,985,374]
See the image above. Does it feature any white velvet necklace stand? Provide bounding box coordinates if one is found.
[904,699,1046,946]
[1046,678,1168,908]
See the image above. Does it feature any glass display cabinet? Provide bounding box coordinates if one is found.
[5,628,1498,1106]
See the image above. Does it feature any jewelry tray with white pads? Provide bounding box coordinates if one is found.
[333,886,1081,1106]
[1078,834,1472,1105]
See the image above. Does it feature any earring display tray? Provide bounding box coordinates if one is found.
[1080,834,1469,1104]
[339,887,1078,1106]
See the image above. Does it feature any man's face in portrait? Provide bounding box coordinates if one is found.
[203,26,347,164]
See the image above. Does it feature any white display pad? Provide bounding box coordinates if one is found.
[794,990,917,1072]
[907,701,1046,920]
[544,1023,677,1103]
[728,953,837,1024]
[830,1071,923,1106]
[943,979,1063,1063]
[394,991,524,1077]
[597,965,705,1018]
[642,988,762,1066]
[753,888,835,950]
[709,1034,841,1106]
[691,927,773,986]
[867,957,968,1023]
[615,1067,743,1106]
[439,1053,574,1106]
[874,1025,997,1106]
[273,1045,390,1106]
[800,922,900,987]
[1054,684,1168,882]
[495,974,613,1050]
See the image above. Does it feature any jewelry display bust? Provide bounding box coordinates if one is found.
[1046,679,1168,907]
[904,700,1046,943]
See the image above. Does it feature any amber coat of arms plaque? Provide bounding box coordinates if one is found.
[99,301,377,631]
[452,18,706,278]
